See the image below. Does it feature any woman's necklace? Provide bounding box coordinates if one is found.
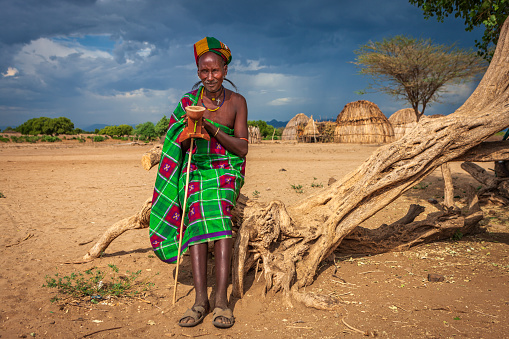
[201,86,225,112]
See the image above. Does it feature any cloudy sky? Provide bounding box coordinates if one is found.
[0,0,485,130]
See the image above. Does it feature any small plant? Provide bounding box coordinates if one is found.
[291,184,304,193]
[43,265,155,302]
[452,230,463,241]
[252,190,260,198]
[311,177,323,188]
[0,136,10,143]
[412,182,429,190]
[0,192,5,198]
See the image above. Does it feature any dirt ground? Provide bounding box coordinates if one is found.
[0,139,508,338]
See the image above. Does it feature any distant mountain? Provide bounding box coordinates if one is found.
[266,119,288,128]
[82,124,108,132]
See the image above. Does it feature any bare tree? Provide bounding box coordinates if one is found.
[354,35,487,121]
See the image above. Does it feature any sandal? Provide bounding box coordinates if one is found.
[212,307,235,329]
[178,305,208,327]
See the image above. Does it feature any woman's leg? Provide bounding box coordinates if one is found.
[213,238,233,325]
[179,242,209,324]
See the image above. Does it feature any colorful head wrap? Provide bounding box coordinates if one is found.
[194,37,232,66]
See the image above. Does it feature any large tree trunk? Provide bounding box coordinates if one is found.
[232,17,509,303]
[84,17,509,309]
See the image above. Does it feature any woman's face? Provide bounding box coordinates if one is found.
[197,52,228,93]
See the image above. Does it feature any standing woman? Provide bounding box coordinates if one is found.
[149,37,248,329]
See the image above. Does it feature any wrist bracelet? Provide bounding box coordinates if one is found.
[213,127,220,137]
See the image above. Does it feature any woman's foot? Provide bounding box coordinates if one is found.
[212,307,235,328]
[178,303,209,327]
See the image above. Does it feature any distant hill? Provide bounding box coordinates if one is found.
[266,119,288,128]
[81,124,108,132]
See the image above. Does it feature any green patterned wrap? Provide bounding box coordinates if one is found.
[149,87,246,263]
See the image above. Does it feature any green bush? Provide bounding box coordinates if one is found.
[0,136,10,143]
[41,135,62,142]
[24,136,41,143]
[93,136,106,142]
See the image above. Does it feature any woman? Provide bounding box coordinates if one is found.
[149,37,248,329]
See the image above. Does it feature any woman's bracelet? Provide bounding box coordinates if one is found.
[213,127,220,137]
[239,137,248,142]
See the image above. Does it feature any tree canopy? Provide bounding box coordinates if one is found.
[155,115,170,137]
[16,117,75,135]
[99,124,134,137]
[409,0,509,60]
[135,121,157,140]
[354,35,487,120]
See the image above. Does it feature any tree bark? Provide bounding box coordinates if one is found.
[441,163,456,209]
[141,144,162,171]
[85,17,509,309]
[461,162,509,203]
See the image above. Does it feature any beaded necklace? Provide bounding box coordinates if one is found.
[200,86,225,112]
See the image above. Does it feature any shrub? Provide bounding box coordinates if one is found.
[43,264,156,302]
[93,136,106,142]
[41,135,62,142]
[24,136,41,143]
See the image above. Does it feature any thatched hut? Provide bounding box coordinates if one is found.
[315,121,336,143]
[248,126,261,143]
[334,100,394,144]
[302,116,321,142]
[388,108,418,140]
[281,113,309,141]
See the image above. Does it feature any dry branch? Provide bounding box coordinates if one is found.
[82,199,151,261]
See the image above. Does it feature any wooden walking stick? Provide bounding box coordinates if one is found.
[173,105,209,304]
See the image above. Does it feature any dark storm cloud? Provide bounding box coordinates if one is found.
[0,0,485,128]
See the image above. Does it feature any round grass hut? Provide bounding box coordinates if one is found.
[303,116,320,142]
[334,100,394,144]
[281,113,309,141]
[248,126,261,143]
[388,108,418,140]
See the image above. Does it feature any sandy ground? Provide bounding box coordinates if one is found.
[0,140,508,338]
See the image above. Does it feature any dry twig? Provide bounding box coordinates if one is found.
[341,318,368,336]
[82,326,122,338]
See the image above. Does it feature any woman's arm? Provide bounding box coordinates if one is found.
[203,94,249,158]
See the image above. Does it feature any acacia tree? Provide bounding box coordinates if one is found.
[354,35,487,121]
[409,0,509,60]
